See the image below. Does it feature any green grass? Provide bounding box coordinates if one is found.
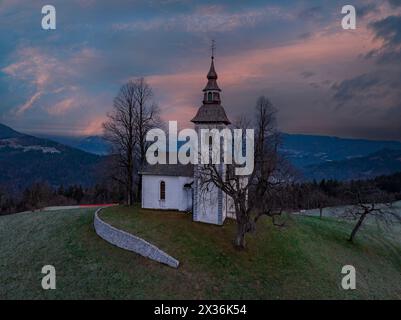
[0,206,400,299]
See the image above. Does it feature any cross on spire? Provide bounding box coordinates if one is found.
[211,39,216,59]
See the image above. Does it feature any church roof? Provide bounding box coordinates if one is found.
[140,163,194,177]
[191,103,230,124]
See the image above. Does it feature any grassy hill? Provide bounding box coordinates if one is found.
[0,206,400,299]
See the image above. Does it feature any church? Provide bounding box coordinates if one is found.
[141,55,235,225]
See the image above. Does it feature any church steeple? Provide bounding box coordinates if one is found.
[191,42,230,125]
[203,41,221,104]
[203,57,221,99]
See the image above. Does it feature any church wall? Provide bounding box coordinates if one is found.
[193,123,228,225]
[193,177,222,225]
[142,175,193,212]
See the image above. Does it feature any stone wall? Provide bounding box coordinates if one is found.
[94,208,179,268]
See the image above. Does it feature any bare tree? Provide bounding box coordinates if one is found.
[310,190,330,219]
[103,78,161,206]
[132,78,161,200]
[103,81,137,206]
[343,188,400,242]
[198,96,294,249]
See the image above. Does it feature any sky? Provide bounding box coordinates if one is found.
[1,0,401,140]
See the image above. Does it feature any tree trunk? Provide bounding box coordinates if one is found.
[349,212,367,242]
[127,188,132,206]
[234,222,247,249]
[127,158,133,206]
[137,173,142,202]
[319,206,323,219]
[127,175,132,206]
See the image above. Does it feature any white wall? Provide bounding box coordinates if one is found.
[142,175,193,212]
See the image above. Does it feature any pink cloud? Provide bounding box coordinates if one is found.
[146,25,381,127]
[81,115,108,136]
[48,98,77,116]
[16,91,43,115]
[2,46,100,116]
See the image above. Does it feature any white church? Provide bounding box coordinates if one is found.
[141,55,235,225]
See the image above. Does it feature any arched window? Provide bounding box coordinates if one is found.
[208,92,212,101]
[160,181,166,200]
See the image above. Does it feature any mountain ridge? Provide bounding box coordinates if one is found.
[0,123,103,192]
[2,123,401,185]
[303,148,401,181]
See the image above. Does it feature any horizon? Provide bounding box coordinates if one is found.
[1,1,401,140]
[2,121,401,144]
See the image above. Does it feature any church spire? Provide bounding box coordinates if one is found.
[203,40,221,103]
[191,41,230,125]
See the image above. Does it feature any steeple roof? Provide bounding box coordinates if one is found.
[203,58,221,92]
[191,56,230,125]
[190,103,230,124]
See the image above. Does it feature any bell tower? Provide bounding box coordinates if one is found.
[191,43,231,225]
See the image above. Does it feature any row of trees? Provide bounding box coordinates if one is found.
[279,177,401,214]
[0,182,122,215]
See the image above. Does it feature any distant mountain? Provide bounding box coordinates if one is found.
[280,133,401,169]
[76,136,110,155]
[0,123,23,139]
[40,134,110,156]
[54,133,401,161]
[303,148,401,181]
[23,127,401,183]
[0,123,103,192]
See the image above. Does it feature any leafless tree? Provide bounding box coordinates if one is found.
[132,78,162,200]
[103,78,161,205]
[343,188,400,242]
[103,82,136,205]
[310,190,331,219]
[198,96,294,249]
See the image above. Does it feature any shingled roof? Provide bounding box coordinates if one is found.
[191,103,230,124]
[140,163,194,177]
[203,58,221,92]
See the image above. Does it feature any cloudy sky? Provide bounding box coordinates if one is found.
[1,0,401,140]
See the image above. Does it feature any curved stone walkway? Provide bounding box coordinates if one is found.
[94,208,179,268]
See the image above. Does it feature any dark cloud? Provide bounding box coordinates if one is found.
[330,66,401,140]
[371,15,401,47]
[298,6,322,20]
[321,80,332,86]
[300,71,315,79]
[297,32,311,40]
[388,0,401,8]
[332,73,380,106]
[367,15,401,63]
[357,3,378,18]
